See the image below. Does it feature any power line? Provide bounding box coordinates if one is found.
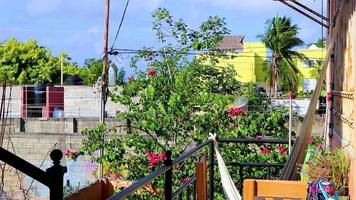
[110,0,130,50]
[110,48,325,60]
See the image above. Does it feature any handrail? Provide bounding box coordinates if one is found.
[0,147,49,186]
[108,137,292,200]
[0,147,67,200]
[108,140,212,200]
[217,138,292,144]
[173,140,212,165]
[107,165,170,200]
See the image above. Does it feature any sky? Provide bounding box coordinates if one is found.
[0,0,327,72]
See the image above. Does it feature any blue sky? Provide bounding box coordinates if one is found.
[0,0,326,70]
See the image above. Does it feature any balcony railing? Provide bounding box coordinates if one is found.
[108,137,293,200]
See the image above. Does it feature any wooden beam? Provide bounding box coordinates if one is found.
[243,179,256,200]
[279,0,329,29]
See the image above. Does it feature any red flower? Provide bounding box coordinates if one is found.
[261,147,271,154]
[147,69,157,76]
[64,149,77,158]
[324,185,335,196]
[277,146,287,155]
[227,107,246,117]
[181,177,190,185]
[288,91,294,99]
[147,151,167,166]
[128,76,135,81]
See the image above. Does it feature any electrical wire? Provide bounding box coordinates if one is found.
[110,0,130,51]
[110,48,325,60]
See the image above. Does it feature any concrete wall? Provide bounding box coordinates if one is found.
[0,131,98,200]
[272,98,311,116]
[0,85,126,118]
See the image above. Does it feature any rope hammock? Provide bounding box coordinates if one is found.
[209,133,242,200]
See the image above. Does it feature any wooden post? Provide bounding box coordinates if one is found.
[243,179,256,200]
[196,158,207,200]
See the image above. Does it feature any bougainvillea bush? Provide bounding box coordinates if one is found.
[72,8,290,199]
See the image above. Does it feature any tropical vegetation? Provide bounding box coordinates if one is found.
[0,38,124,85]
[258,16,306,96]
[71,9,291,199]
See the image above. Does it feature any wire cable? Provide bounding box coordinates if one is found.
[110,0,130,51]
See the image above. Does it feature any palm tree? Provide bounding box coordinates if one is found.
[258,16,306,97]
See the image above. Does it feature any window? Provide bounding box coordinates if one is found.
[302,59,318,68]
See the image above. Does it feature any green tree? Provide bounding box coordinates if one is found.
[79,58,103,85]
[315,37,326,48]
[0,38,80,84]
[75,9,289,199]
[117,67,125,85]
[258,16,306,96]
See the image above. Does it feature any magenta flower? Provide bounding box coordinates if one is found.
[227,107,246,117]
[147,151,167,166]
[255,135,263,140]
[128,76,135,81]
[261,147,271,154]
[277,146,287,155]
[181,177,190,185]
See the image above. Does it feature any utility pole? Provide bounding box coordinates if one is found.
[99,0,110,179]
[288,91,293,155]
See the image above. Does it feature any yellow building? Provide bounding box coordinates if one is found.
[216,36,267,83]
[295,44,326,91]
[216,36,325,91]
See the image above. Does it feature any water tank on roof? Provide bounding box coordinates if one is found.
[108,65,116,86]
[34,84,46,106]
[65,75,84,85]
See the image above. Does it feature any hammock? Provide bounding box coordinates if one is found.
[209,133,242,200]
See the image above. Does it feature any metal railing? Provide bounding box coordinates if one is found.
[108,137,292,200]
[0,148,67,200]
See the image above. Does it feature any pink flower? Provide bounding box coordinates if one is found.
[181,177,190,185]
[128,76,135,81]
[147,151,167,166]
[261,147,270,154]
[277,146,287,155]
[326,92,332,103]
[317,143,323,150]
[64,148,77,158]
[147,69,157,76]
[227,107,246,117]
[255,135,263,140]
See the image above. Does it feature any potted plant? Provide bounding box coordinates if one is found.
[300,138,351,198]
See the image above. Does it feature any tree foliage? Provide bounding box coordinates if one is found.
[75,9,290,199]
[258,16,306,96]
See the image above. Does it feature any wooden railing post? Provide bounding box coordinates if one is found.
[46,149,67,200]
[243,179,256,200]
[196,158,207,200]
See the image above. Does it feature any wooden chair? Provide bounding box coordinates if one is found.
[243,179,308,200]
